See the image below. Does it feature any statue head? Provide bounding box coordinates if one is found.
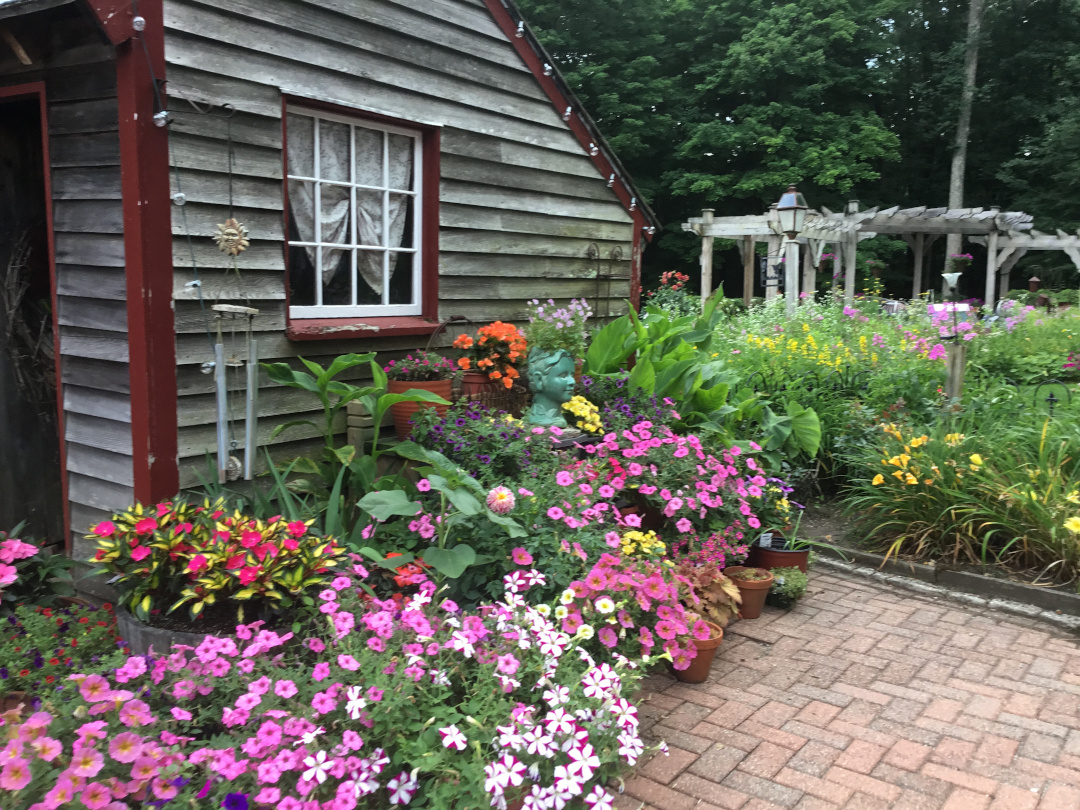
[525,348,576,426]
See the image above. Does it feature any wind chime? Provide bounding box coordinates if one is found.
[206,111,258,483]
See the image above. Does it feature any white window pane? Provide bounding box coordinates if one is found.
[286,114,313,177]
[357,250,384,300]
[288,180,316,242]
[387,192,413,251]
[388,133,414,191]
[354,126,383,187]
[322,249,352,305]
[389,251,414,305]
[318,119,350,183]
[320,184,351,245]
[355,188,384,247]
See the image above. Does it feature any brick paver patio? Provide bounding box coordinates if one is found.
[621,569,1080,810]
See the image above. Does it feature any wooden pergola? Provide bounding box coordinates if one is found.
[684,202,1080,310]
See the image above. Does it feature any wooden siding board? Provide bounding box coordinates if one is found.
[177,411,345,459]
[170,202,283,241]
[47,97,120,135]
[440,204,633,241]
[68,472,134,513]
[166,65,284,119]
[51,166,123,199]
[172,241,284,271]
[440,275,631,301]
[65,412,134,455]
[441,180,630,222]
[66,443,135,487]
[49,132,120,167]
[61,357,130,394]
[58,328,130,362]
[64,385,133,422]
[57,296,128,332]
[441,128,606,180]
[53,199,124,234]
[55,232,125,267]
[169,131,283,180]
[439,230,630,260]
[169,169,283,210]
[382,0,505,38]
[56,266,127,300]
[441,152,626,203]
[172,269,285,302]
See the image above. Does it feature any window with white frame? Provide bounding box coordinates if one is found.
[286,107,423,318]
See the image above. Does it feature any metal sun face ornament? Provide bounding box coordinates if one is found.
[214,218,250,256]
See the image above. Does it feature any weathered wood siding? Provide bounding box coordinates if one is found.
[163,0,634,487]
[0,9,133,555]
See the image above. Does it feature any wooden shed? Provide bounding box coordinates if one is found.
[0,0,656,558]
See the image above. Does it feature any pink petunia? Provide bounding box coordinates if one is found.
[510,548,533,566]
[546,507,565,521]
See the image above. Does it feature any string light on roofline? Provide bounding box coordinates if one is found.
[543,63,553,76]
[515,21,525,37]
[562,107,572,122]
[588,143,599,156]
[607,174,615,187]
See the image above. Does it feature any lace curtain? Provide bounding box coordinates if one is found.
[287,113,413,296]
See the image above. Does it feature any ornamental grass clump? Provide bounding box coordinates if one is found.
[88,500,347,622]
[452,321,527,389]
[0,560,655,810]
[0,601,127,698]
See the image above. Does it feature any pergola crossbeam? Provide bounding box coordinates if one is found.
[683,201,1065,310]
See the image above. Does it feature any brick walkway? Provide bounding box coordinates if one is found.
[621,569,1080,810]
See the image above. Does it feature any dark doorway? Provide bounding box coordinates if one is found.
[0,94,64,542]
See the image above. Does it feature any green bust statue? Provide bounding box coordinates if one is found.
[525,348,576,427]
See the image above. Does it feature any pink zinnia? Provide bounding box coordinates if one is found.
[487,486,516,515]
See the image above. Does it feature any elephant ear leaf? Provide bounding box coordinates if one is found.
[786,400,821,457]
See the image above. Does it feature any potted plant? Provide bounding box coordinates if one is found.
[453,321,528,397]
[723,566,775,619]
[383,351,455,440]
[747,511,819,573]
[766,566,808,610]
[87,499,348,654]
[524,298,592,376]
[672,556,741,628]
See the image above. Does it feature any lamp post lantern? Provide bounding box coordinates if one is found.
[776,184,808,313]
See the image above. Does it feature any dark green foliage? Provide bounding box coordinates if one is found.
[516,0,1080,296]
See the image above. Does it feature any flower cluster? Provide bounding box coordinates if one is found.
[558,553,704,670]
[88,500,347,621]
[0,602,127,698]
[562,396,603,434]
[524,298,592,357]
[382,351,455,382]
[617,530,665,558]
[0,537,39,598]
[2,561,656,809]
[453,322,527,390]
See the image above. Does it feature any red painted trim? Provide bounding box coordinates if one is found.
[0,82,70,549]
[281,95,441,339]
[287,317,440,341]
[115,0,179,503]
[83,0,138,45]
[630,211,645,312]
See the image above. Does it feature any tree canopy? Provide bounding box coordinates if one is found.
[516,0,1080,295]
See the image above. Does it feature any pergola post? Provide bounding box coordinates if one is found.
[784,238,800,313]
[699,208,715,310]
[802,240,818,301]
[765,205,780,301]
[843,200,859,305]
[984,229,998,310]
[912,233,925,299]
[742,235,754,305]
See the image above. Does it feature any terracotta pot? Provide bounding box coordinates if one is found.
[746,542,810,574]
[115,606,212,657]
[386,379,453,441]
[725,566,774,619]
[673,621,724,684]
[461,370,496,399]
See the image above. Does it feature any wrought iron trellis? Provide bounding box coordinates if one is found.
[587,242,627,320]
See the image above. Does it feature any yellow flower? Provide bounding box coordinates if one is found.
[891,470,904,480]
[872,474,885,486]
[1066,490,1080,505]
[969,454,983,467]
[1065,517,1080,534]
[904,473,918,485]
